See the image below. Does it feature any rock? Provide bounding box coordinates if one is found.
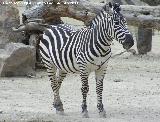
[0,43,36,77]
[0,2,23,44]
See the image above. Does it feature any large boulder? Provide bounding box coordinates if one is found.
[0,43,36,77]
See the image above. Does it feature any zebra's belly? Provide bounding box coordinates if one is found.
[52,54,80,73]
[61,61,80,73]
[52,53,112,73]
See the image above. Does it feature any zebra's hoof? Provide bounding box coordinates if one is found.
[56,110,65,115]
[99,110,106,118]
[82,110,89,118]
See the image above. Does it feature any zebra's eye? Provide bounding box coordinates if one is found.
[123,19,126,23]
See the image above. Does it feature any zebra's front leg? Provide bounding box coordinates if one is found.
[95,66,107,118]
[80,71,89,118]
[47,68,67,115]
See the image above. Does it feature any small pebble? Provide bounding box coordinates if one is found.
[114,79,123,82]
[27,74,36,78]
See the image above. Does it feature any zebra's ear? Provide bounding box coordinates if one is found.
[103,2,113,15]
[103,2,112,12]
[113,3,121,13]
[108,2,114,15]
[109,2,112,8]
[103,3,108,12]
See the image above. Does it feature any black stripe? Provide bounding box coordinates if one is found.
[89,29,98,57]
[45,29,61,69]
[69,35,79,72]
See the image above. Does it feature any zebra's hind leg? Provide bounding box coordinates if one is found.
[47,67,67,115]
[95,66,107,118]
[54,69,67,115]
[80,70,89,118]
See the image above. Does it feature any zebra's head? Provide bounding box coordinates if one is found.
[103,2,134,50]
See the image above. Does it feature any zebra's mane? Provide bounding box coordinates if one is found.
[88,3,121,28]
[87,4,110,28]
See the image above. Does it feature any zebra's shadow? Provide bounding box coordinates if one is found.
[53,106,159,121]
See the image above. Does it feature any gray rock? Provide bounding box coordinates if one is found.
[0,3,23,44]
[0,43,36,77]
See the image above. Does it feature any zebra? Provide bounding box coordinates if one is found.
[39,2,134,118]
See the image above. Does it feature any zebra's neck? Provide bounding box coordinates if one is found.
[90,10,113,41]
[89,13,112,57]
[89,10,105,28]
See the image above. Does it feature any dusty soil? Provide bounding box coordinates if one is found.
[0,31,160,122]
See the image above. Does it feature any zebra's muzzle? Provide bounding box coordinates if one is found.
[122,34,134,50]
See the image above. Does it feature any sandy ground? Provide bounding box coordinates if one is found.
[0,31,160,122]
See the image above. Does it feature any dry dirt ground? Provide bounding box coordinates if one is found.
[0,32,160,122]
